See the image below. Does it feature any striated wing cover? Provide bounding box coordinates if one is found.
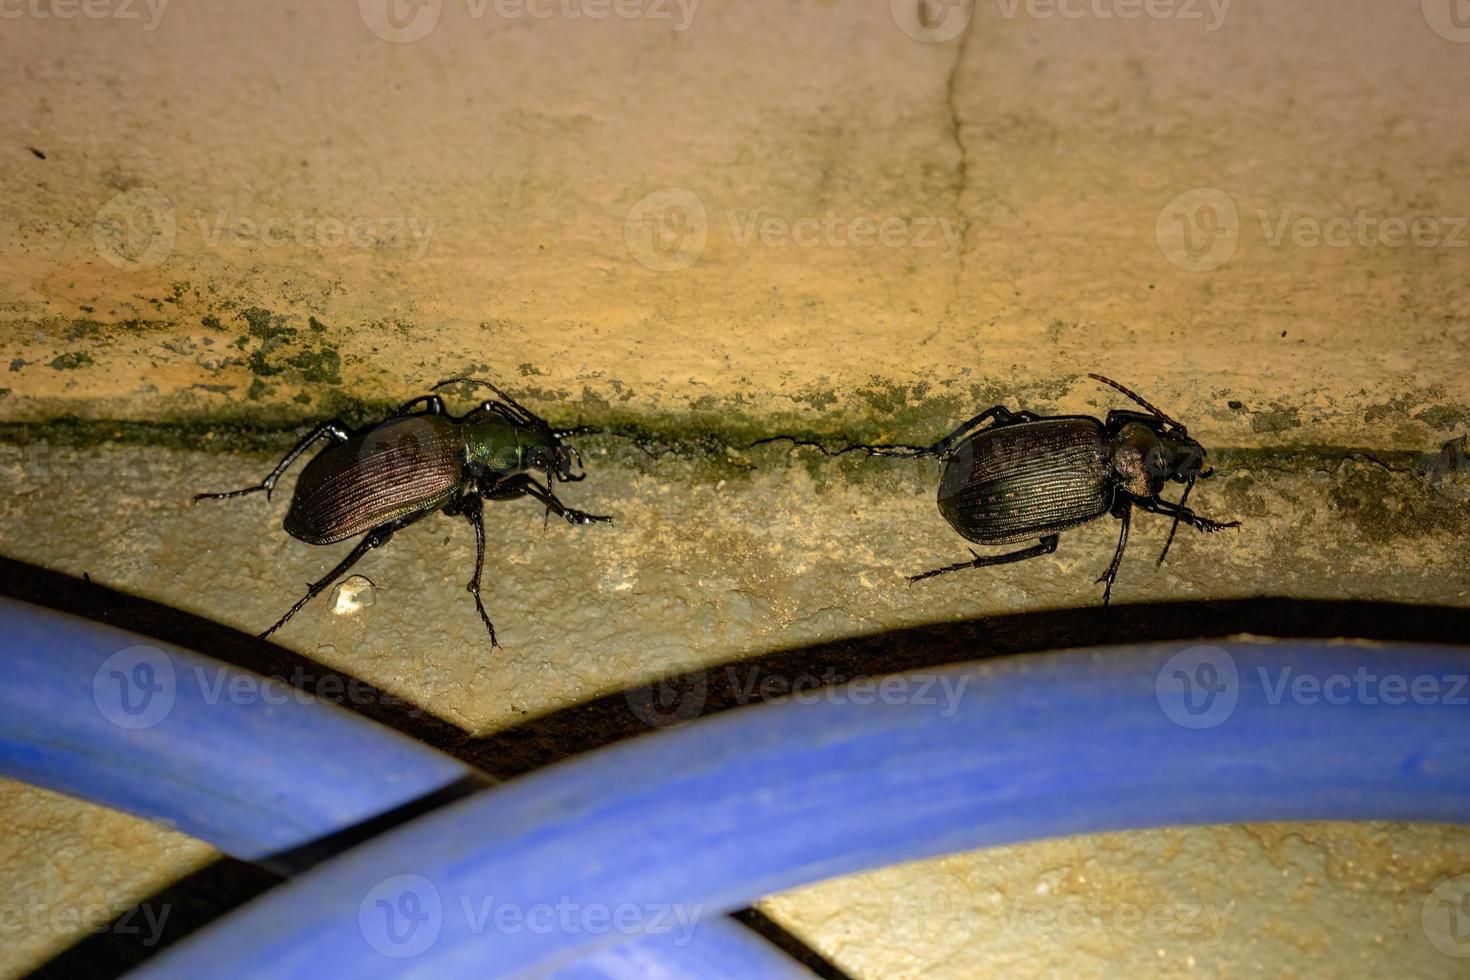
[938,417,1112,545]
[284,415,464,544]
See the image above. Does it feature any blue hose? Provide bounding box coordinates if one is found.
[132,638,1470,978]
[0,597,812,979]
[0,596,472,858]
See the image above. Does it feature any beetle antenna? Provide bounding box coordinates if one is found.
[744,436,937,458]
[1156,475,1194,566]
[1088,374,1184,431]
[433,377,544,426]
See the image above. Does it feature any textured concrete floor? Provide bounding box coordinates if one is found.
[0,435,1468,977]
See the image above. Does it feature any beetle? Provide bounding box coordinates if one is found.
[865,374,1240,604]
[194,378,611,647]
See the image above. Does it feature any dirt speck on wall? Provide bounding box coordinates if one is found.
[1,0,1468,977]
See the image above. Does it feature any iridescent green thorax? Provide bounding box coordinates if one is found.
[462,413,547,478]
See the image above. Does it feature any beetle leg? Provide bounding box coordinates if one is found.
[394,394,446,416]
[857,406,1020,459]
[484,474,613,527]
[908,534,1059,584]
[260,509,429,640]
[456,494,499,649]
[1137,498,1242,534]
[194,420,350,503]
[930,406,1018,456]
[1097,504,1132,607]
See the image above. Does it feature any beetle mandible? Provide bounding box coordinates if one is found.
[195,377,611,647]
[866,374,1240,604]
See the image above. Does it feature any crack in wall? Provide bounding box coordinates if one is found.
[943,13,974,298]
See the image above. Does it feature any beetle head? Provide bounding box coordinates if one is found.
[435,376,592,481]
[1158,430,1210,483]
[547,430,588,482]
[1090,374,1214,482]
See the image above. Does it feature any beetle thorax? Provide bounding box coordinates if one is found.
[463,414,541,479]
[1110,421,1168,497]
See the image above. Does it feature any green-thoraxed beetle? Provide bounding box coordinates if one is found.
[195,378,611,647]
[865,374,1240,604]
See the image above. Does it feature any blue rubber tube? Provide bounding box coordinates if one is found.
[0,596,471,858]
[0,597,812,980]
[134,638,1470,978]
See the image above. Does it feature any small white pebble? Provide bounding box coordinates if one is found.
[331,575,376,615]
